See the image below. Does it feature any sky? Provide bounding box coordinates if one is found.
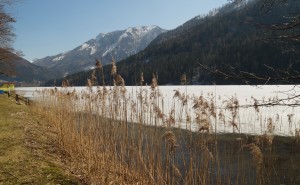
[9,0,228,62]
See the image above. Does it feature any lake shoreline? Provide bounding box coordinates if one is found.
[16,85,300,184]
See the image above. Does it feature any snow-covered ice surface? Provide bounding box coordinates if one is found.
[120,85,300,136]
[16,85,300,136]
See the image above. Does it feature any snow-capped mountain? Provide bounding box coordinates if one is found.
[33,26,166,77]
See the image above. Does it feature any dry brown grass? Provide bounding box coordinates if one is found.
[0,94,80,184]
[28,61,300,184]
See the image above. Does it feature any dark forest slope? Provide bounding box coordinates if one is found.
[0,48,52,83]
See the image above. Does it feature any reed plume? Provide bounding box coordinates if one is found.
[140,72,144,86]
[163,131,178,154]
[151,73,157,90]
[111,58,117,76]
[242,143,263,171]
[95,58,106,86]
[62,79,70,87]
[180,73,187,85]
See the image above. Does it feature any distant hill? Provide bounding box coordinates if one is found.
[0,48,52,83]
[45,0,300,86]
[34,26,166,78]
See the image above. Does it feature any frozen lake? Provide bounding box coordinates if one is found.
[16,85,300,136]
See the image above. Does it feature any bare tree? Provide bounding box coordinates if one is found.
[198,0,300,108]
[257,0,300,55]
[0,0,16,76]
[231,0,300,52]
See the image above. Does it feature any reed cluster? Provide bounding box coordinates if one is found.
[30,59,300,184]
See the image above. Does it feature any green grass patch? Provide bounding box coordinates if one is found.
[0,94,80,184]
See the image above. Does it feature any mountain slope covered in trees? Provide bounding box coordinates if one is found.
[0,48,52,83]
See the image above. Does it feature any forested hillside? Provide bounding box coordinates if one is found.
[0,48,52,83]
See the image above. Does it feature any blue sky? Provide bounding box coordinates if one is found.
[10,0,228,61]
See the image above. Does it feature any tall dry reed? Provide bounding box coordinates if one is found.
[30,59,297,184]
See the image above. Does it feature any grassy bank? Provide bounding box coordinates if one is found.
[0,94,80,184]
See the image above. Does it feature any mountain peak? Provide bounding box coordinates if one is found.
[126,25,160,31]
[33,26,166,77]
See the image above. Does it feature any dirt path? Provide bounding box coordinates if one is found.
[0,94,80,184]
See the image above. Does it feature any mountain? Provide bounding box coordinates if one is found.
[147,1,248,46]
[34,26,166,77]
[46,0,300,86]
[0,48,52,83]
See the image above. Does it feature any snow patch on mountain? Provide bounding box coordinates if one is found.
[79,43,90,51]
[125,26,158,39]
[95,33,106,41]
[84,65,95,71]
[90,45,97,55]
[79,43,98,55]
[53,55,65,62]
[119,32,129,41]
[102,45,116,57]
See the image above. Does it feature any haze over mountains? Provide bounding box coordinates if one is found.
[33,26,166,77]
[0,48,52,84]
